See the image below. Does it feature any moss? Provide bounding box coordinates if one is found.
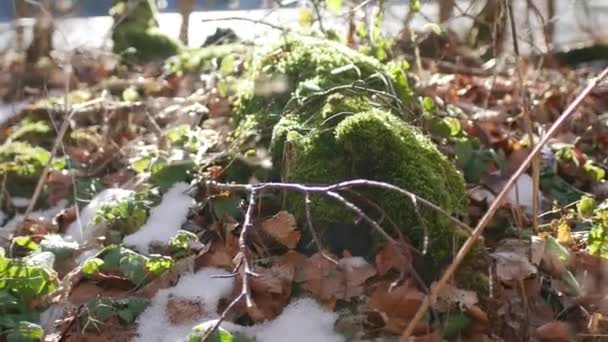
[0,141,51,197]
[110,0,181,61]
[232,38,470,266]
[273,109,467,263]
[233,36,414,134]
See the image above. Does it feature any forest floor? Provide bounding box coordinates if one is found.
[1,11,608,342]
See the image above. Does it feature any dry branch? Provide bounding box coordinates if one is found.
[401,65,608,340]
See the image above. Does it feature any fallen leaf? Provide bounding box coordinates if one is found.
[492,251,537,282]
[375,242,412,276]
[433,282,478,312]
[369,283,425,321]
[260,211,301,249]
[165,297,204,325]
[247,251,304,321]
[295,253,375,308]
[535,321,572,341]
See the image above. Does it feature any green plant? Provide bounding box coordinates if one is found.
[82,245,173,287]
[0,249,59,340]
[92,191,155,241]
[80,296,149,332]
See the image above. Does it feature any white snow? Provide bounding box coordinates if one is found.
[123,182,194,253]
[64,188,134,244]
[0,200,68,245]
[10,197,31,208]
[506,174,543,215]
[132,267,235,342]
[338,256,368,268]
[253,298,344,342]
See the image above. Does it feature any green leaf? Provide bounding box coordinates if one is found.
[6,321,43,342]
[220,55,235,76]
[583,161,605,182]
[217,79,229,97]
[13,237,39,251]
[421,96,434,112]
[122,87,140,102]
[169,230,198,257]
[150,160,195,192]
[145,255,174,275]
[326,0,343,15]
[132,157,153,173]
[119,252,148,285]
[409,0,420,13]
[577,196,596,218]
[442,312,470,338]
[82,258,105,275]
[442,117,461,136]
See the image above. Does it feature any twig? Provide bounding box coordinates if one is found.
[400,65,608,340]
[21,97,105,224]
[506,0,541,231]
[304,192,339,265]
[200,17,288,32]
[200,176,474,339]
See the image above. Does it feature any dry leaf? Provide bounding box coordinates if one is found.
[247,251,303,321]
[492,251,537,282]
[260,211,301,249]
[369,283,425,321]
[535,321,572,341]
[375,242,412,276]
[433,282,478,312]
[165,297,204,325]
[295,253,375,308]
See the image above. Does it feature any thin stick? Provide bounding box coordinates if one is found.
[304,192,339,265]
[400,66,608,340]
[506,0,541,231]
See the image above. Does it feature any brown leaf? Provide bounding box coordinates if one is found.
[68,281,129,306]
[433,283,478,312]
[295,253,375,309]
[247,251,304,322]
[260,211,301,249]
[492,251,537,282]
[375,242,412,276]
[165,297,204,325]
[535,321,573,341]
[369,283,425,321]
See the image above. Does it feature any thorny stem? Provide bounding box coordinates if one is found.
[401,65,608,339]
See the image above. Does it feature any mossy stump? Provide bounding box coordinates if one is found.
[110,0,181,61]
[233,37,470,267]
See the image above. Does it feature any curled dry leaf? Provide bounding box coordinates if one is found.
[535,321,573,341]
[375,242,412,276]
[260,211,301,249]
[295,253,376,309]
[433,282,478,312]
[370,283,425,333]
[246,251,304,322]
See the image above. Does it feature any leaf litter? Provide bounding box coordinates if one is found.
[2,8,608,342]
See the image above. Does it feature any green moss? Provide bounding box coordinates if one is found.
[232,38,469,266]
[233,36,414,135]
[0,141,51,197]
[273,109,467,262]
[110,0,181,61]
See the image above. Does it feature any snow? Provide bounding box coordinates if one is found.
[338,256,368,268]
[506,174,543,215]
[64,188,134,244]
[0,200,68,245]
[123,182,194,253]
[10,197,31,208]
[253,298,344,342]
[132,267,344,342]
[132,267,235,342]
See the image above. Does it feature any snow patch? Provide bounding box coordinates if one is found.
[506,174,543,215]
[64,188,134,244]
[338,256,368,268]
[132,267,234,342]
[253,298,344,342]
[0,200,68,244]
[11,197,31,208]
[123,182,193,253]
